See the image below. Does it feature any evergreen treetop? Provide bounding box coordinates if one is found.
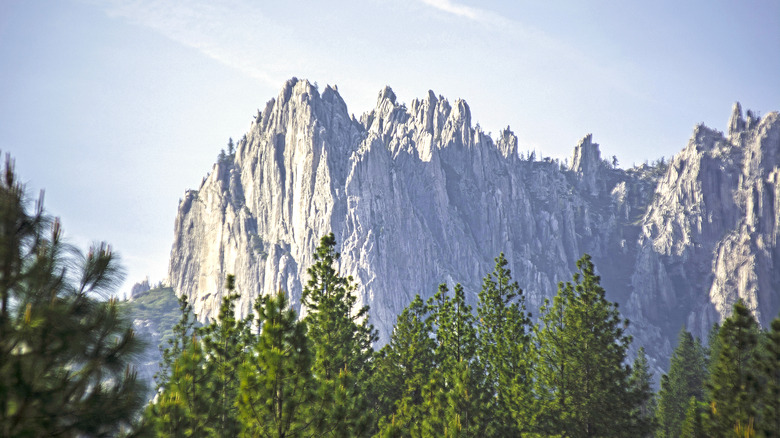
[534,254,638,438]
[0,156,147,436]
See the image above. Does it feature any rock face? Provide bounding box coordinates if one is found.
[168,78,780,370]
[628,109,780,354]
[129,278,151,299]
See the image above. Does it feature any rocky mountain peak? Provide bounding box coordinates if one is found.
[377,85,397,106]
[728,102,765,139]
[496,126,518,159]
[729,101,746,136]
[129,278,151,300]
[570,133,604,195]
[168,82,779,374]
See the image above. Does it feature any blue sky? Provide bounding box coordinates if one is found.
[1,0,778,295]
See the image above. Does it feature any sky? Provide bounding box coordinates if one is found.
[1,0,778,296]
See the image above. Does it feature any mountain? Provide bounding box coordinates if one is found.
[120,285,181,388]
[167,78,779,370]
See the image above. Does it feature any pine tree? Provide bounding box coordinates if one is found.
[198,275,253,436]
[154,293,197,392]
[143,276,251,437]
[476,253,532,436]
[143,337,213,436]
[707,322,722,371]
[238,290,314,437]
[705,300,761,437]
[373,294,435,435]
[420,369,448,437]
[302,233,376,436]
[422,283,487,437]
[0,157,146,436]
[628,347,656,436]
[757,316,780,437]
[534,254,634,438]
[141,292,206,436]
[227,137,235,157]
[655,328,707,437]
[679,397,705,438]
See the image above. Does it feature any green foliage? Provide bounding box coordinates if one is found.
[534,254,638,438]
[302,233,376,436]
[707,322,722,371]
[154,293,197,392]
[628,347,657,437]
[421,283,488,437]
[138,243,780,437]
[119,286,181,347]
[757,316,780,437]
[143,277,252,437]
[476,253,533,435]
[0,157,146,436]
[199,278,253,436]
[302,233,375,380]
[142,336,212,437]
[655,328,707,437]
[705,300,761,437]
[373,294,436,434]
[238,290,314,437]
[679,397,705,438]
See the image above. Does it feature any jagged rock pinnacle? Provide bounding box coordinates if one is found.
[570,134,604,195]
[728,101,746,136]
[377,86,396,105]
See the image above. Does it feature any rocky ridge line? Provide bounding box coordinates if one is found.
[168,79,780,371]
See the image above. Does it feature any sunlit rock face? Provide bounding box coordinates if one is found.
[628,106,780,353]
[168,78,779,370]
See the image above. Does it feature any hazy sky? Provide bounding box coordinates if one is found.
[1,0,778,295]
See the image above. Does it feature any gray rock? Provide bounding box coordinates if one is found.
[729,102,746,136]
[167,80,780,372]
[129,278,151,299]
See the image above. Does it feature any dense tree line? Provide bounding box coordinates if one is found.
[141,234,780,437]
[656,301,780,438]
[140,236,671,437]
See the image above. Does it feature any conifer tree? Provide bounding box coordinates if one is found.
[228,137,235,157]
[706,322,722,372]
[154,294,197,392]
[238,290,314,437]
[373,294,435,435]
[534,254,635,438]
[302,233,376,436]
[679,397,705,438]
[143,336,213,436]
[420,370,448,437]
[476,253,532,436]
[0,157,146,436]
[423,283,487,437]
[628,347,656,436]
[199,275,253,436]
[757,316,780,437]
[143,276,251,437]
[705,300,760,437]
[655,328,706,437]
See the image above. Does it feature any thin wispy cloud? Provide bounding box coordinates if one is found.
[87,0,296,87]
[417,0,648,102]
[419,0,513,29]
[86,0,649,112]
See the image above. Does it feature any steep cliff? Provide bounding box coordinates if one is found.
[168,79,779,369]
[628,104,780,357]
